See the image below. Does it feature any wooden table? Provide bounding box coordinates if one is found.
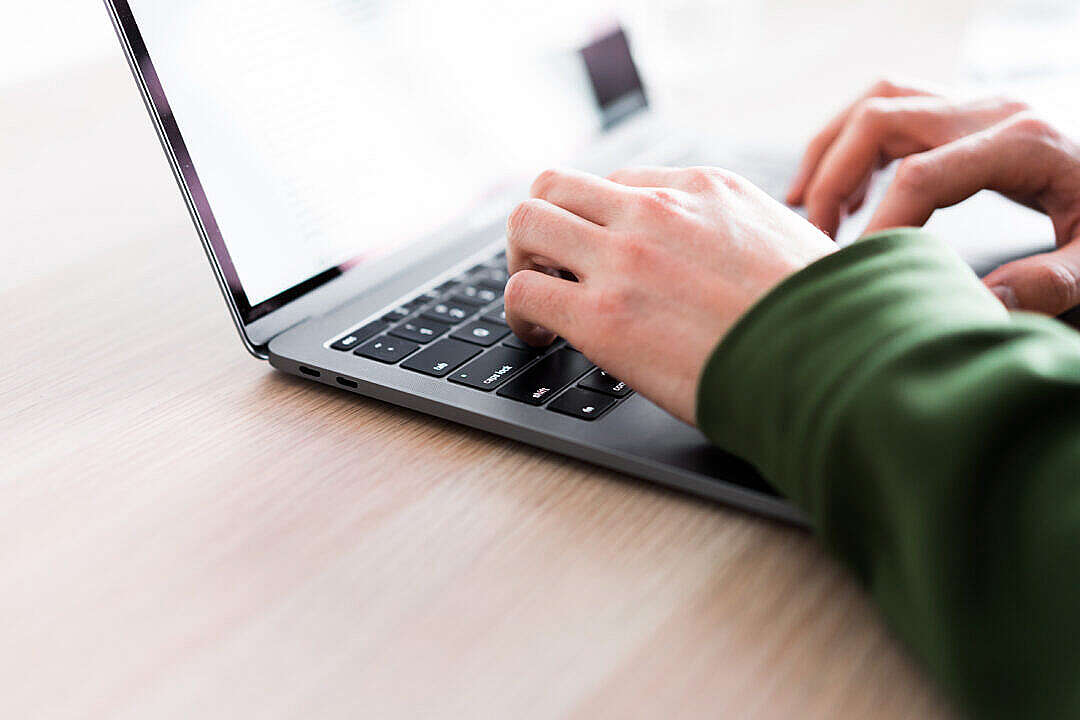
[2,1,1010,716]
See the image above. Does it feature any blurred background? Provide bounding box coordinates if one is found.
[4,0,1080,291]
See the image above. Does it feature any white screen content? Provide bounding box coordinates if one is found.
[128,0,614,307]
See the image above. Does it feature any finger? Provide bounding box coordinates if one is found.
[861,123,1044,235]
[847,173,872,215]
[607,165,687,188]
[805,106,894,237]
[788,80,935,205]
[503,269,586,347]
[806,96,1034,235]
[789,132,843,207]
[983,240,1080,315]
[530,168,631,225]
[804,96,958,236]
[506,198,602,279]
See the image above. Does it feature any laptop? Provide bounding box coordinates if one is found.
[104,1,1054,526]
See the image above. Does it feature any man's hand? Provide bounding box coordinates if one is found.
[792,79,1080,315]
[504,167,835,425]
[787,78,1029,237]
[859,114,1080,315]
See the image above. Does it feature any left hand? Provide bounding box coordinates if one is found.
[503,166,835,425]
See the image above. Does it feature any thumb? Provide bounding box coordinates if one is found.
[983,240,1080,315]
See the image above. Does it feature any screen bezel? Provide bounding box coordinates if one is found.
[105,1,345,330]
[104,1,647,357]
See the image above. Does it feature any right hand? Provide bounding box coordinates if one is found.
[787,78,1030,237]
[791,79,1080,316]
[859,114,1080,316]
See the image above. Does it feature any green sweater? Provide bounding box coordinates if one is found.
[697,229,1080,719]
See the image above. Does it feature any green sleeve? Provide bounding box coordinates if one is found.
[697,228,1080,719]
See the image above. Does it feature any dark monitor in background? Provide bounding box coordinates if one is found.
[581,27,648,128]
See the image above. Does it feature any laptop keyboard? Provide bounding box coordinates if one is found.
[325,250,633,420]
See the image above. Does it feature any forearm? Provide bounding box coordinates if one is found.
[698,229,1080,718]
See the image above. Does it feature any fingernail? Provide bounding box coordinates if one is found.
[990,285,1020,309]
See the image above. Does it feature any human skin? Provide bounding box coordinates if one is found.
[503,85,1080,423]
[789,79,1080,315]
[503,165,835,424]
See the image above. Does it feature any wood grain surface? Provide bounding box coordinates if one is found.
[0,2,994,717]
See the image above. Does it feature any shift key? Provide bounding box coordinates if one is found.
[497,348,593,406]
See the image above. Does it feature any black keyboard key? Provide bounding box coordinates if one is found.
[401,339,482,377]
[498,334,548,354]
[421,300,474,324]
[472,268,509,290]
[355,335,419,363]
[547,387,616,420]
[448,346,536,390]
[330,321,388,351]
[496,348,593,405]
[382,307,411,323]
[449,284,500,306]
[450,320,509,346]
[388,317,452,344]
[502,334,536,350]
[481,305,507,325]
[579,369,632,397]
[433,280,459,293]
[402,293,437,311]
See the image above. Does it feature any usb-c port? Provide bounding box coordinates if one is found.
[337,376,358,388]
[299,366,320,377]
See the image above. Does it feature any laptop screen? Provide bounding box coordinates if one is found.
[120,0,643,323]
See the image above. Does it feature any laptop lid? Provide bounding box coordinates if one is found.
[104,1,648,358]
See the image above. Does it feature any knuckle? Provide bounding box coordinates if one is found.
[1003,113,1057,141]
[990,95,1031,115]
[679,166,717,192]
[893,156,934,192]
[507,198,543,237]
[852,97,891,128]
[529,168,562,197]
[694,166,742,192]
[606,168,629,184]
[635,188,685,219]
[1024,262,1078,311]
[870,77,900,97]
